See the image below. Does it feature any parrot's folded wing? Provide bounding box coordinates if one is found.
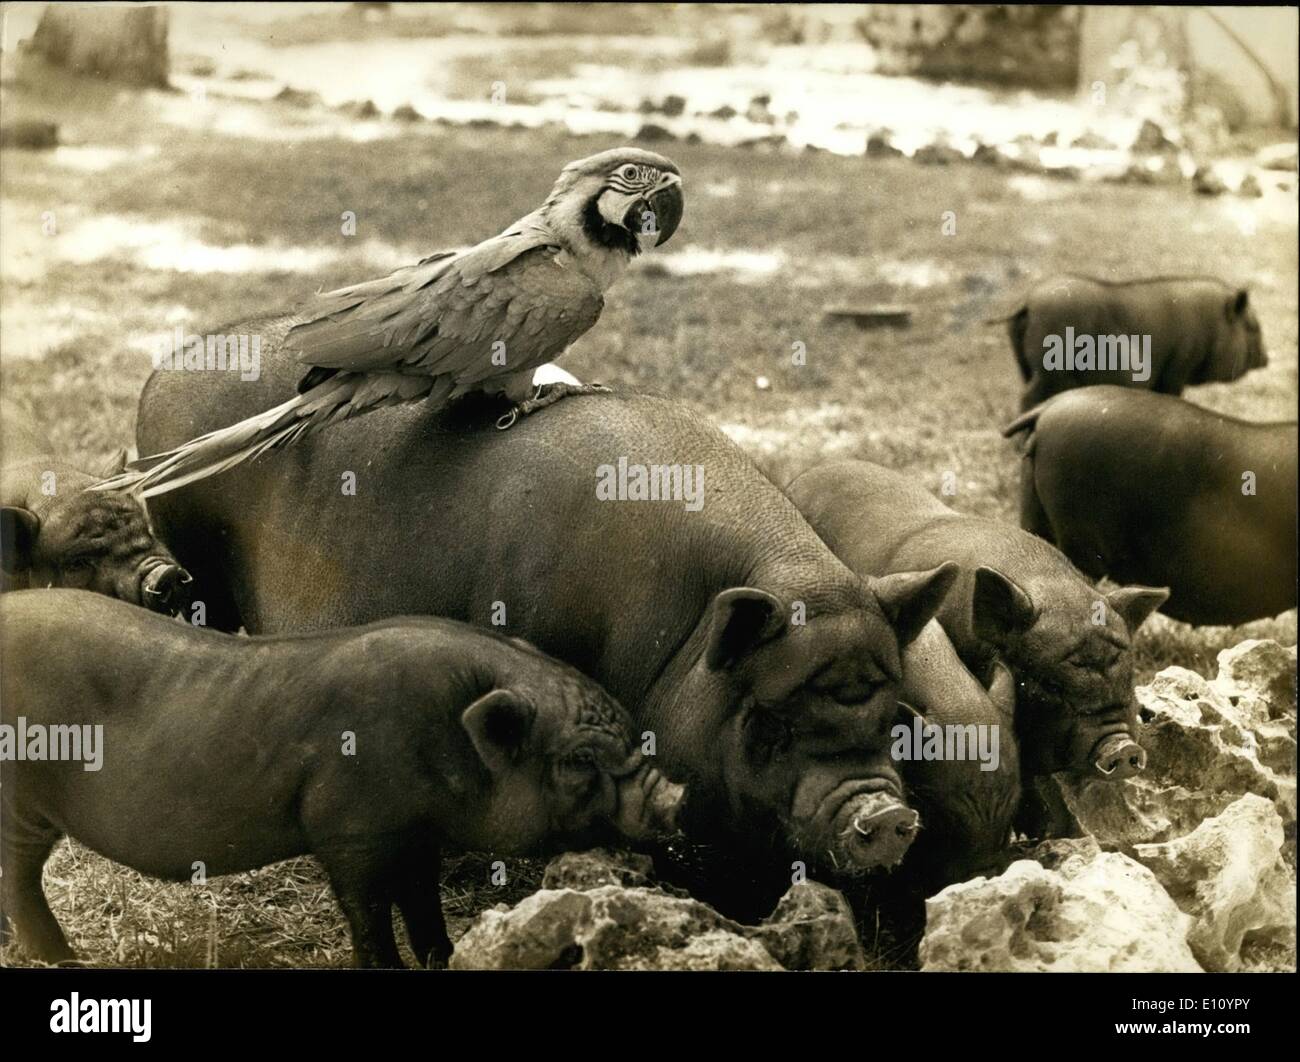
[286,236,605,386]
[285,212,571,374]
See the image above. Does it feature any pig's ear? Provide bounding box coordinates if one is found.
[99,447,128,477]
[1107,585,1169,631]
[0,506,40,573]
[461,689,536,774]
[706,587,786,670]
[872,562,959,648]
[986,662,1017,722]
[1226,289,1249,320]
[972,566,1038,647]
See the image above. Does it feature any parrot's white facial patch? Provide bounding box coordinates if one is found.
[596,188,643,228]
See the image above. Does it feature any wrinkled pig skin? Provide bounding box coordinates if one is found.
[0,590,681,968]
[1,400,191,613]
[785,459,1167,787]
[137,321,958,879]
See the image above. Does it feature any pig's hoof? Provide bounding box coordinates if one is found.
[1092,736,1147,780]
[851,801,921,869]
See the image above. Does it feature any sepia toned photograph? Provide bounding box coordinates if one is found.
[0,2,1295,1028]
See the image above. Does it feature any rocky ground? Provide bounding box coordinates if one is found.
[450,640,1297,973]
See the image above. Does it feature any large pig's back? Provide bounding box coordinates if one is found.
[786,459,950,572]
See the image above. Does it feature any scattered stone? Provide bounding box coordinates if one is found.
[0,120,58,149]
[635,123,676,143]
[1057,641,1297,852]
[970,142,1008,167]
[752,881,865,971]
[745,94,776,125]
[865,132,903,159]
[390,103,422,122]
[1133,118,1177,154]
[912,140,964,165]
[1237,173,1263,198]
[640,95,686,118]
[920,838,1202,972]
[338,99,380,120]
[541,848,655,891]
[451,849,862,971]
[659,94,686,118]
[274,86,322,108]
[1132,795,1295,973]
[707,104,737,121]
[1193,164,1229,196]
[1071,131,1118,151]
[1215,639,1298,722]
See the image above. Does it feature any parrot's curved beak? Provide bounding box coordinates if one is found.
[642,175,684,247]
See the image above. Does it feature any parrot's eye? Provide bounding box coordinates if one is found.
[619,164,639,181]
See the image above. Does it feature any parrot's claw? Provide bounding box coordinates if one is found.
[498,382,613,428]
[495,384,549,430]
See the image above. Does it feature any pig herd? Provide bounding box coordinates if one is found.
[1,271,1293,968]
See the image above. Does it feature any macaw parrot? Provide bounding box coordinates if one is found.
[98,147,684,497]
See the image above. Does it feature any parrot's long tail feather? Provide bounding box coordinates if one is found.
[93,372,437,498]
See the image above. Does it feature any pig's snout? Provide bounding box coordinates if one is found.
[646,773,686,834]
[847,792,920,870]
[616,766,686,840]
[140,562,193,612]
[1091,733,1147,780]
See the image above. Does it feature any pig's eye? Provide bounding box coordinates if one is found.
[60,559,95,584]
[835,682,878,707]
[746,710,793,751]
[561,748,599,773]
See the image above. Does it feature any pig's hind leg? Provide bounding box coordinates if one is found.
[1,823,76,965]
[393,845,452,968]
[316,842,405,969]
[1017,451,1055,544]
